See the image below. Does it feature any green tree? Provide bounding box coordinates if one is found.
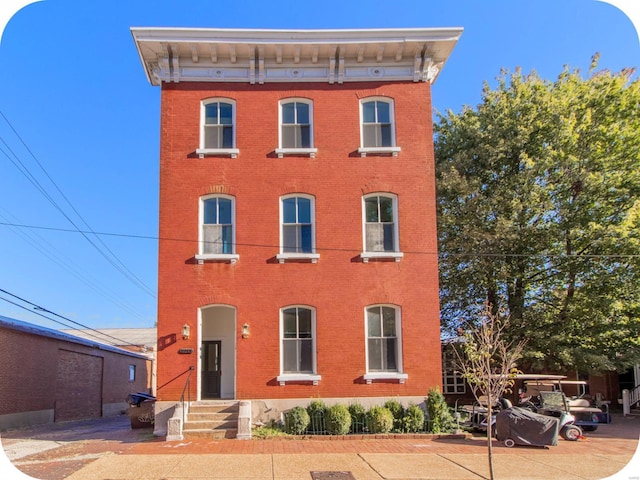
[436,56,640,374]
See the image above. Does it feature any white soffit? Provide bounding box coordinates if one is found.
[130,27,463,86]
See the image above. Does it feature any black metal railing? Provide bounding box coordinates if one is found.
[179,366,195,425]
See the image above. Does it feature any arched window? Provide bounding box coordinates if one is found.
[361,193,403,262]
[196,195,239,263]
[197,99,239,158]
[276,99,317,158]
[358,97,400,157]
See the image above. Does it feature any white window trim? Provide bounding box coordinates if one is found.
[278,194,319,263]
[358,97,399,156]
[360,193,402,261]
[442,348,466,394]
[277,98,317,158]
[278,305,320,385]
[198,98,239,158]
[198,194,239,263]
[364,305,405,383]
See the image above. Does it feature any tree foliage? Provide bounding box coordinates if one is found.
[436,56,640,373]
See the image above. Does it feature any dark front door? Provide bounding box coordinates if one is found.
[202,340,222,399]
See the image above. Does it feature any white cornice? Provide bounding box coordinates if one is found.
[131,27,463,86]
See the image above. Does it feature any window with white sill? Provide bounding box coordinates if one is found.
[197,195,239,263]
[197,99,239,157]
[277,195,319,263]
[364,305,407,383]
[359,97,400,156]
[278,306,320,385]
[276,99,317,157]
[361,193,403,261]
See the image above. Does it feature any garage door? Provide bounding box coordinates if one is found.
[55,350,103,421]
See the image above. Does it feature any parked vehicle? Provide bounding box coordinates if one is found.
[496,407,559,447]
[458,396,513,433]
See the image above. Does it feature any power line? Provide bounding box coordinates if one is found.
[0,288,146,349]
[0,110,155,298]
[1,220,638,259]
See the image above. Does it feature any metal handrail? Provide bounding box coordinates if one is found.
[180,366,195,425]
[629,383,640,408]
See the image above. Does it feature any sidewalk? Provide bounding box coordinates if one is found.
[1,414,639,480]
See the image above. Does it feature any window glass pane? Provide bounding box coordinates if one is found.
[300,225,312,253]
[219,102,233,125]
[296,103,309,124]
[293,125,303,148]
[363,124,377,147]
[300,125,311,148]
[205,103,219,124]
[203,199,217,224]
[222,126,233,148]
[282,125,295,148]
[367,307,381,337]
[365,197,379,222]
[221,225,232,254]
[283,309,297,338]
[377,101,390,123]
[366,223,384,252]
[379,197,393,222]
[283,198,297,223]
[363,101,376,123]
[203,225,222,254]
[383,224,394,251]
[283,225,297,252]
[384,338,397,370]
[382,307,396,336]
[380,124,392,147]
[205,126,221,148]
[282,102,295,124]
[283,340,298,372]
[299,339,313,372]
[298,309,312,338]
[368,338,382,370]
[297,198,311,223]
[218,198,232,224]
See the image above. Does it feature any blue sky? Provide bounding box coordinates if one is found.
[0,0,637,332]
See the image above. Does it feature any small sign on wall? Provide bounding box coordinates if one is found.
[178,348,194,354]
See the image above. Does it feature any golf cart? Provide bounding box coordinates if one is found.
[517,374,609,434]
[458,396,513,433]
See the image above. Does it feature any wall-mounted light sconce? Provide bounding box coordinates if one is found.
[242,323,250,339]
[182,323,191,340]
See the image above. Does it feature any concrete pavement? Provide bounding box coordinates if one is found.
[1,414,639,480]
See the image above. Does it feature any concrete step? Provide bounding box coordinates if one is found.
[188,404,239,415]
[183,428,238,439]
[187,412,238,422]
[183,419,238,430]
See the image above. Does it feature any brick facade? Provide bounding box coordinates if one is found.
[133,28,463,407]
[0,318,151,429]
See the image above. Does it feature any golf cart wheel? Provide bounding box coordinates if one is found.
[504,438,516,448]
[561,425,582,441]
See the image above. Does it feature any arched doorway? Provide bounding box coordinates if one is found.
[199,305,236,399]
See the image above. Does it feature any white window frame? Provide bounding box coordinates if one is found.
[196,98,240,158]
[358,97,401,157]
[360,193,403,262]
[442,347,466,394]
[277,305,321,385]
[276,194,320,263]
[195,194,239,264]
[363,304,407,384]
[276,98,318,158]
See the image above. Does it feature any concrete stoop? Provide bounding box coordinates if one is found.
[183,401,239,440]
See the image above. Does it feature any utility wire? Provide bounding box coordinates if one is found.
[0,288,146,349]
[1,220,638,259]
[0,110,155,298]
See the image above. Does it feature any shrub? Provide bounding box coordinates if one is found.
[348,403,366,433]
[325,404,352,435]
[384,399,405,431]
[306,400,327,433]
[366,406,394,433]
[402,404,426,433]
[284,406,310,434]
[426,387,455,433]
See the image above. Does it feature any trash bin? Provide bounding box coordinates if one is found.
[126,392,156,429]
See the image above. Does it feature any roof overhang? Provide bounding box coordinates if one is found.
[131,27,463,86]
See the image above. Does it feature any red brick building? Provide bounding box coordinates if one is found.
[132,27,462,430]
[0,316,151,430]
